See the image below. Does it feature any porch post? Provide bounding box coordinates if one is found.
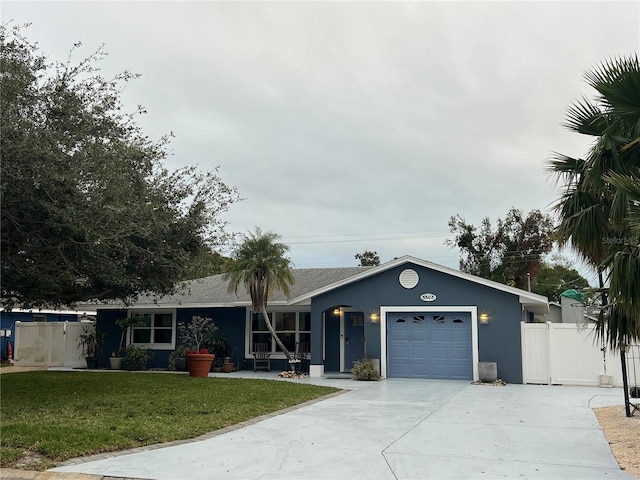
[309,305,324,377]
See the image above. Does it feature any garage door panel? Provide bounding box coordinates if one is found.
[391,362,410,375]
[431,330,450,342]
[450,330,470,342]
[451,363,472,378]
[429,345,449,359]
[391,345,409,359]
[388,311,472,380]
[410,344,428,360]
[409,330,428,342]
[451,346,469,359]
[390,329,408,341]
[429,363,451,378]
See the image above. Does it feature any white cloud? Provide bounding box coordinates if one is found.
[3,0,638,282]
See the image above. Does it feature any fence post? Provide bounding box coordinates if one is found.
[546,322,552,385]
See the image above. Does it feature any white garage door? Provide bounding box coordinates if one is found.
[387,312,472,379]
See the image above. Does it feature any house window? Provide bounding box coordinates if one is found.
[33,314,46,322]
[129,311,175,350]
[351,314,364,327]
[251,311,311,356]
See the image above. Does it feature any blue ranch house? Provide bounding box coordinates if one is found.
[92,256,548,383]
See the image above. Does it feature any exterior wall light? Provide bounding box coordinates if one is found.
[370,312,380,323]
[333,308,341,317]
[479,312,490,324]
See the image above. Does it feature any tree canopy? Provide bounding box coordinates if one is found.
[447,208,554,290]
[530,256,590,302]
[355,250,380,266]
[0,25,240,308]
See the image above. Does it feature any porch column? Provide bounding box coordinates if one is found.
[309,305,324,377]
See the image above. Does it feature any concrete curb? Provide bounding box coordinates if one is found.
[0,469,143,480]
[0,470,105,479]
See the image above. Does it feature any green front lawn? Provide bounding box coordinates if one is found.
[0,371,339,470]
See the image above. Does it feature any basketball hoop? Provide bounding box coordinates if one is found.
[572,302,587,332]
[560,289,587,331]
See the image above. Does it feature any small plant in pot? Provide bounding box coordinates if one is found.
[204,334,230,372]
[178,315,218,377]
[77,323,104,369]
[111,316,144,370]
[168,345,189,371]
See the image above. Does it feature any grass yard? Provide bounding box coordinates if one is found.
[0,371,339,470]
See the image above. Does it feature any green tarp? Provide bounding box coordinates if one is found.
[560,289,585,302]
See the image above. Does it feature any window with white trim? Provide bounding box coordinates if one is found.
[251,311,310,355]
[129,311,175,350]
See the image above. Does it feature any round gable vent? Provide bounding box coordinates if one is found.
[399,269,419,289]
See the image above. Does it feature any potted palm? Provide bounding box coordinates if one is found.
[178,315,218,377]
[205,334,230,372]
[110,316,143,370]
[77,323,104,369]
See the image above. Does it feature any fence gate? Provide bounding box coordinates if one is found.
[521,322,623,386]
[14,321,88,368]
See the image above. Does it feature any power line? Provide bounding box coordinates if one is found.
[282,231,451,245]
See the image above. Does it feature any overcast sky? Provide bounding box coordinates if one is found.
[3,1,640,283]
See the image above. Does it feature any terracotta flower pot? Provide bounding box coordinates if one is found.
[223,362,234,373]
[186,353,215,377]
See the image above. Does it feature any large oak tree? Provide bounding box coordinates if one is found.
[1,25,240,308]
[447,207,554,290]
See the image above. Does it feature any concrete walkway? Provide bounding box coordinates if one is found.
[50,375,632,480]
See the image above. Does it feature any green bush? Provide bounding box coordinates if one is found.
[125,345,153,371]
[352,358,380,381]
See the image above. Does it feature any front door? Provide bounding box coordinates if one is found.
[344,312,365,371]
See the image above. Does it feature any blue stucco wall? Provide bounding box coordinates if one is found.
[310,262,525,383]
[176,307,246,366]
[96,307,247,369]
[97,309,128,367]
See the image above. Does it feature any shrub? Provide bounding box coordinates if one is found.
[125,345,153,371]
[352,358,380,381]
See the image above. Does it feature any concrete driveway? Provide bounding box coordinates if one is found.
[52,376,633,480]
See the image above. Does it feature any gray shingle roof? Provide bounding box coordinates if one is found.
[130,266,374,307]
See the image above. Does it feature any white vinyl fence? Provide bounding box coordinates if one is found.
[521,322,626,386]
[14,321,90,368]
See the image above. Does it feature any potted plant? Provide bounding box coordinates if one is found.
[110,316,143,370]
[168,345,189,371]
[212,357,224,373]
[77,323,104,369]
[204,333,230,372]
[223,357,235,373]
[178,315,218,377]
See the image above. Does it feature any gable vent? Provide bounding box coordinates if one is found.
[399,269,419,289]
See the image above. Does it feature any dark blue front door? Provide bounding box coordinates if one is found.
[344,312,365,371]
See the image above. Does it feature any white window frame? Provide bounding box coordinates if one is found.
[127,309,176,350]
[245,308,311,359]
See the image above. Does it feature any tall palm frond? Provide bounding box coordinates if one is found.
[224,228,294,360]
[548,54,640,353]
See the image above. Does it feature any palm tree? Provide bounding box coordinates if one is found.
[602,172,640,347]
[224,228,295,361]
[548,54,640,415]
